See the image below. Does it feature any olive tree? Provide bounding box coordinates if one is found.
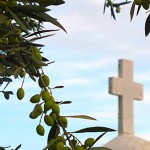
[104,0,150,36]
[0,0,149,149]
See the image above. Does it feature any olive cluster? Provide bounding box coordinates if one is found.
[17,72,68,135]
[48,136,70,150]
[0,19,21,44]
[135,0,150,10]
[71,138,95,150]
[47,137,95,150]
[106,0,121,13]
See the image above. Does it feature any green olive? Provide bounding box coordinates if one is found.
[36,124,45,136]
[17,88,24,100]
[44,115,54,126]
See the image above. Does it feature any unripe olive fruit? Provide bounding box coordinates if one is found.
[116,7,121,13]
[34,104,43,115]
[59,116,68,127]
[30,94,41,103]
[17,88,24,100]
[41,90,50,102]
[135,0,143,5]
[49,95,55,103]
[44,115,54,126]
[29,104,42,119]
[36,124,45,136]
[32,46,40,53]
[142,0,149,10]
[50,112,57,122]
[63,147,71,150]
[16,28,21,36]
[29,111,39,119]
[48,139,57,150]
[52,103,60,114]
[44,100,53,111]
[34,52,42,61]
[38,75,50,88]
[4,19,11,27]
[20,70,26,78]
[75,145,84,150]
[84,138,94,147]
[56,142,64,150]
[57,136,65,144]
[8,35,18,43]
[108,0,112,5]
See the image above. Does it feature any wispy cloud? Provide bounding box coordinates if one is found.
[59,59,113,70]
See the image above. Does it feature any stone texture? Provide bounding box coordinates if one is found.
[92,59,150,150]
[109,59,143,135]
[92,135,150,150]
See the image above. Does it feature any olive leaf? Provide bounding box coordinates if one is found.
[64,115,96,120]
[145,14,150,36]
[14,144,21,150]
[130,0,136,21]
[6,7,29,33]
[70,126,116,133]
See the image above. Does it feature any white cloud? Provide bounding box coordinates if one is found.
[58,59,113,70]
[136,71,150,82]
[61,78,93,86]
[86,111,117,119]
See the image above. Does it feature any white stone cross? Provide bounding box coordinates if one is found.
[109,59,143,135]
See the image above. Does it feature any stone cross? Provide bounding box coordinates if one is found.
[109,59,143,135]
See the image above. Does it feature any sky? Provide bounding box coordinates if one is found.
[0,0,150,149]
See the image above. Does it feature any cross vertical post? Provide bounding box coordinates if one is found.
[109,59,143,135]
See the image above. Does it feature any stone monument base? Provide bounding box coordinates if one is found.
[92,134,150,150]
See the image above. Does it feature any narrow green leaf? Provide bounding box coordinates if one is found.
[15,144,21,150]
[30,56,48,66]
[65,115,96,120]
[20,42,44,47]
[18,17,32,30]
[6,7,29,33]
[110,6,116,20]
[145,14,150,36]
[70,126,116,133]
[36,12,67,32]
[130,0,136,21]
[26,29,59,38]
[2,91,13,100]
[136,5,141,16]
[42,57,49,62]
[52,0,65,5]
[103,0,107,14]
[6,91,13,95]
[88,132,107,150]
[60,101,72,104]
[12,5,50,13]
[0,145,11,149]
[118,1,132,5]
[2,77,12,82]
[52,86,64,89]
[29,74,36,82]
[46,123,60,150]
[29,34,55,42]
[3,78,12,91]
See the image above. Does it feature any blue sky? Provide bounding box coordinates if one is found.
[0,0,150,149]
